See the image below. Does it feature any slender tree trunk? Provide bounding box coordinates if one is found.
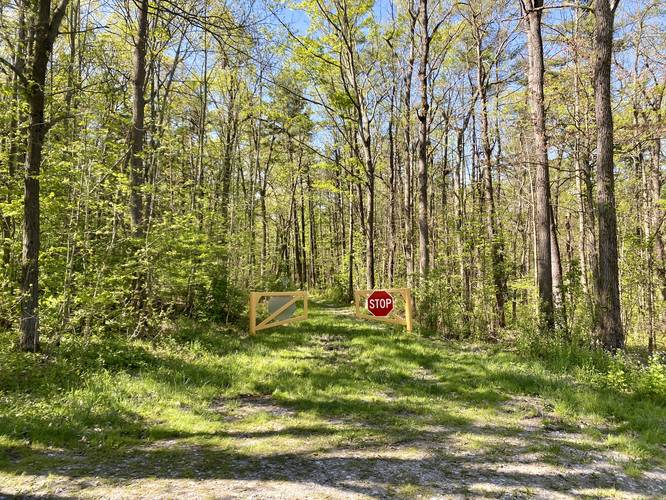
[365,167,375,289]
[572,0,597,312]
[299,175,308,285]
[357,108,375,289]
[347,167,355,301]
[3,0,26,277]
[594,0,623,351]
[455,100,475,319]
[260,136,274,278]
[476,37,506,330]
[19,0,69,351]
[127,0,150,335]
[388,112,397,287]
[307,170,317,286]
[336,150,346,273]
[403,10,416,288]
[523,0,553,329]
[417,0,430,279]
[291,177,299,284]
[195,31,208,229]
[550,204,566,324]
[647,135,663,354]
[565,212,576,321]
[649,138,665,303]
[129,0,148,237]
[219,98,238,248]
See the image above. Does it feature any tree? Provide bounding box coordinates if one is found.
[401,4,417,288]
[461,1,510,330]
[300,0,380,289]
[416,0,430,279]
[16,0,69,351]
[521,0,553,330]
[128,0,150,335]
[593,0,623,351]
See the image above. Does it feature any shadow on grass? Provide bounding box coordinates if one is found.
[0,303,664,497]
[0,495,79,499]
[0,432,662,498]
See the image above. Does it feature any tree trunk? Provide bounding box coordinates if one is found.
[365,164,375,289]
[127,0,149,335]
[572,0,597,312]
[129,0,148,237]
[388,111,397,287]
[307,170,317,287]
[403,10,417,288]
[293,185,304,287]
[3,0,26,277]
[347,170,355,301]
[455,99,475,320]
[594,0,623,351]
[260,136,274,278]
[476,36,506,330]
[523,0,553,330]
[417,0,430,279]
[299,175,308,285]
[649,138,665,303]
[550,204,566,324]
[19,0,69,351]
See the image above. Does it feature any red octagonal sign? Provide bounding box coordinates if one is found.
[367,290,394,317]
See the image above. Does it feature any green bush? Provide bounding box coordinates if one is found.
[517,332,666,400]
[322,278,350,305]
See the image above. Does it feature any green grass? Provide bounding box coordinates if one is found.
[0,302,664,488]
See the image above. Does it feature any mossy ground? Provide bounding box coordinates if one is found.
[1,303,664,498]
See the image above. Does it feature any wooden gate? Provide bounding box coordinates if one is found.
[248,291,308,336]
[354,288,413,332]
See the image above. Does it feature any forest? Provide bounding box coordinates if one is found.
[0,0,663,351]
[0,0,665,497]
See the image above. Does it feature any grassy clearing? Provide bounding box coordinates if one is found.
[0,303,664,496]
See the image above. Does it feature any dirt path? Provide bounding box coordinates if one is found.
[1,308,665,498]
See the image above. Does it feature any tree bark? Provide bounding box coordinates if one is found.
[307,170,317,287]
[129,0,148,237]
[475,29,506,330]
[347,165,355,301]
[417,0,430,279]
[388,108,397,287]
[649,138,665,302]
[19,0,69,351]
[550,204,566,324]
[3,0,26,277]
[523,0,553,330]
[127,0,150,335]
[572,0,597,312]
[594,0,623,351]
[403,9,417,288]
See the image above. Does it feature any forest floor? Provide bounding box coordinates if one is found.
[1,304,665,499]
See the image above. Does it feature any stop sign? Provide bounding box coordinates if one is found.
[367,290,394,317]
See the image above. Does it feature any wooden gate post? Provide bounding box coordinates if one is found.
[249,292,257,336]
[404,288,413,333]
